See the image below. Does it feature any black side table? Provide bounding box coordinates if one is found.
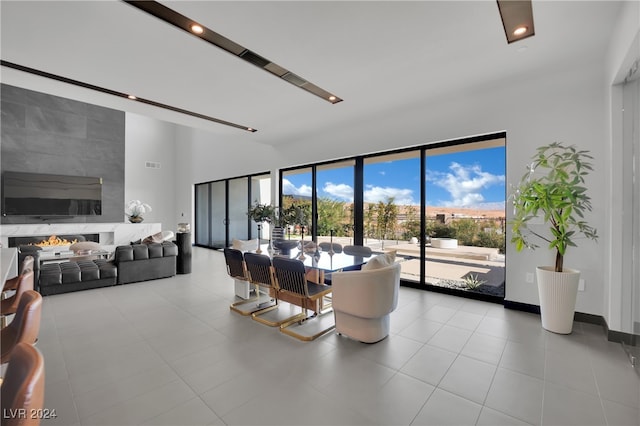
[176,232,192,274]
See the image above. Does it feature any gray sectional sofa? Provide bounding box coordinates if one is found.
[113,242,178,285]
[31,241,178,295]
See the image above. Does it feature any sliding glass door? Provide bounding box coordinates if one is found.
[316,160,355,246]
[194,172,270,249]
[364,151,421,284]
[209,181,226,249]
[424,140,506,298]
[278,133,506,301]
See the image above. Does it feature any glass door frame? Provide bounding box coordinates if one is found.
[279,132,506,302]
[194,171,270,249]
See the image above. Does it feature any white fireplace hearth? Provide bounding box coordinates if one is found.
[0,222,161,248]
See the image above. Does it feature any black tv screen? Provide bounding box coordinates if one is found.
[2,171,102,216]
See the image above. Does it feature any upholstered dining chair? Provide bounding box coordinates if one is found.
[1,342,45,426]
[223,247,256,314]
[243,252,283,326]
[2,256,34,299]
[331,255,401,343]
[1,271,34,328]
[271,256,333,341]
[318,242,343,253]
[1,290,43,365]
[343,245,372,257]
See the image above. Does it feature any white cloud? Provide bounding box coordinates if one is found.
[282,178,312,197]
[427,162,505,208]
[323,182,354,201]
[364,185,415,205]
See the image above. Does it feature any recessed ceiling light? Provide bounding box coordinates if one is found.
[128,95,137,100]
[125,1,343,105]
[190,24,204,34]
[513,26,527,36]
[497,0,535,44]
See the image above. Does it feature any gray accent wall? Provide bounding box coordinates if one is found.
[1,83,125,223]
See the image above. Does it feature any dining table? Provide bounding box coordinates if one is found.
[267,244,373,284]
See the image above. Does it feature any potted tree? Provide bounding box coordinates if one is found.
[510,142,598,334]
[247,202,276,254]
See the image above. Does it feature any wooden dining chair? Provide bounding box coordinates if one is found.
[244,252,283,326]
[271,257,334,341]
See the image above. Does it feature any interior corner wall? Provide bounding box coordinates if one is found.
[0,83,125,224]
[604,0,640,332]
[124,113,177,234]
[173,124,280,238]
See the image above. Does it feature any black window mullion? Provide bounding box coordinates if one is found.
[420,148,426,286]
[353,156,364,246]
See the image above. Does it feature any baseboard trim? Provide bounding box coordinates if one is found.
[401,281,503,304]
[504,299,638,345]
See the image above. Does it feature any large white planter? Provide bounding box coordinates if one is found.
[536,266,580,334]
[431,238,458,249]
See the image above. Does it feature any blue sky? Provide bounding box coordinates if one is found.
[283,146,506,210]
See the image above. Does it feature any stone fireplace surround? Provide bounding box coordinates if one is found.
[0,222,161,249]
[9,234,100,250]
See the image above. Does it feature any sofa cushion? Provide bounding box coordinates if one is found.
[77,261,99,281]
[132,244,149,260]
[60,262,81,283]
[148,243,163,258]
[39,264,62,286]
[93,259,117,278]
[162,241,178,257]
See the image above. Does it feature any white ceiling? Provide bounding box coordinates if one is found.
[0,1,623,146]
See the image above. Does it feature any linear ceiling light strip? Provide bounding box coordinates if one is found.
[496,0,535,44]
[0,60,256,132]
[123,0,343,104]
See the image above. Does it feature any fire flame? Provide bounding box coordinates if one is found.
[32,235,78,247]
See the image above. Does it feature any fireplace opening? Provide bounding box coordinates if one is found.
[8,234,100,248]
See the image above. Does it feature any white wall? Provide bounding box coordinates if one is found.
[173,124,280,238]
[125,113,177,234]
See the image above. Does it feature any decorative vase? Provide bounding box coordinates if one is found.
[536,266,580,334]
[129,216,144,223]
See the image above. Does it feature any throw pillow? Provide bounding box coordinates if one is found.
[362,252,396,271]
[69,241,101,254]
[232,238,258,252]
[142,231,173,244]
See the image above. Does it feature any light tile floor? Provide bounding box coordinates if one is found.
[34,247,639,426]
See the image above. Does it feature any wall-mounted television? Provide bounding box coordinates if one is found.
[2,171,102,216]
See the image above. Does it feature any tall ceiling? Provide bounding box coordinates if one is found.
[0,1,623,146]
